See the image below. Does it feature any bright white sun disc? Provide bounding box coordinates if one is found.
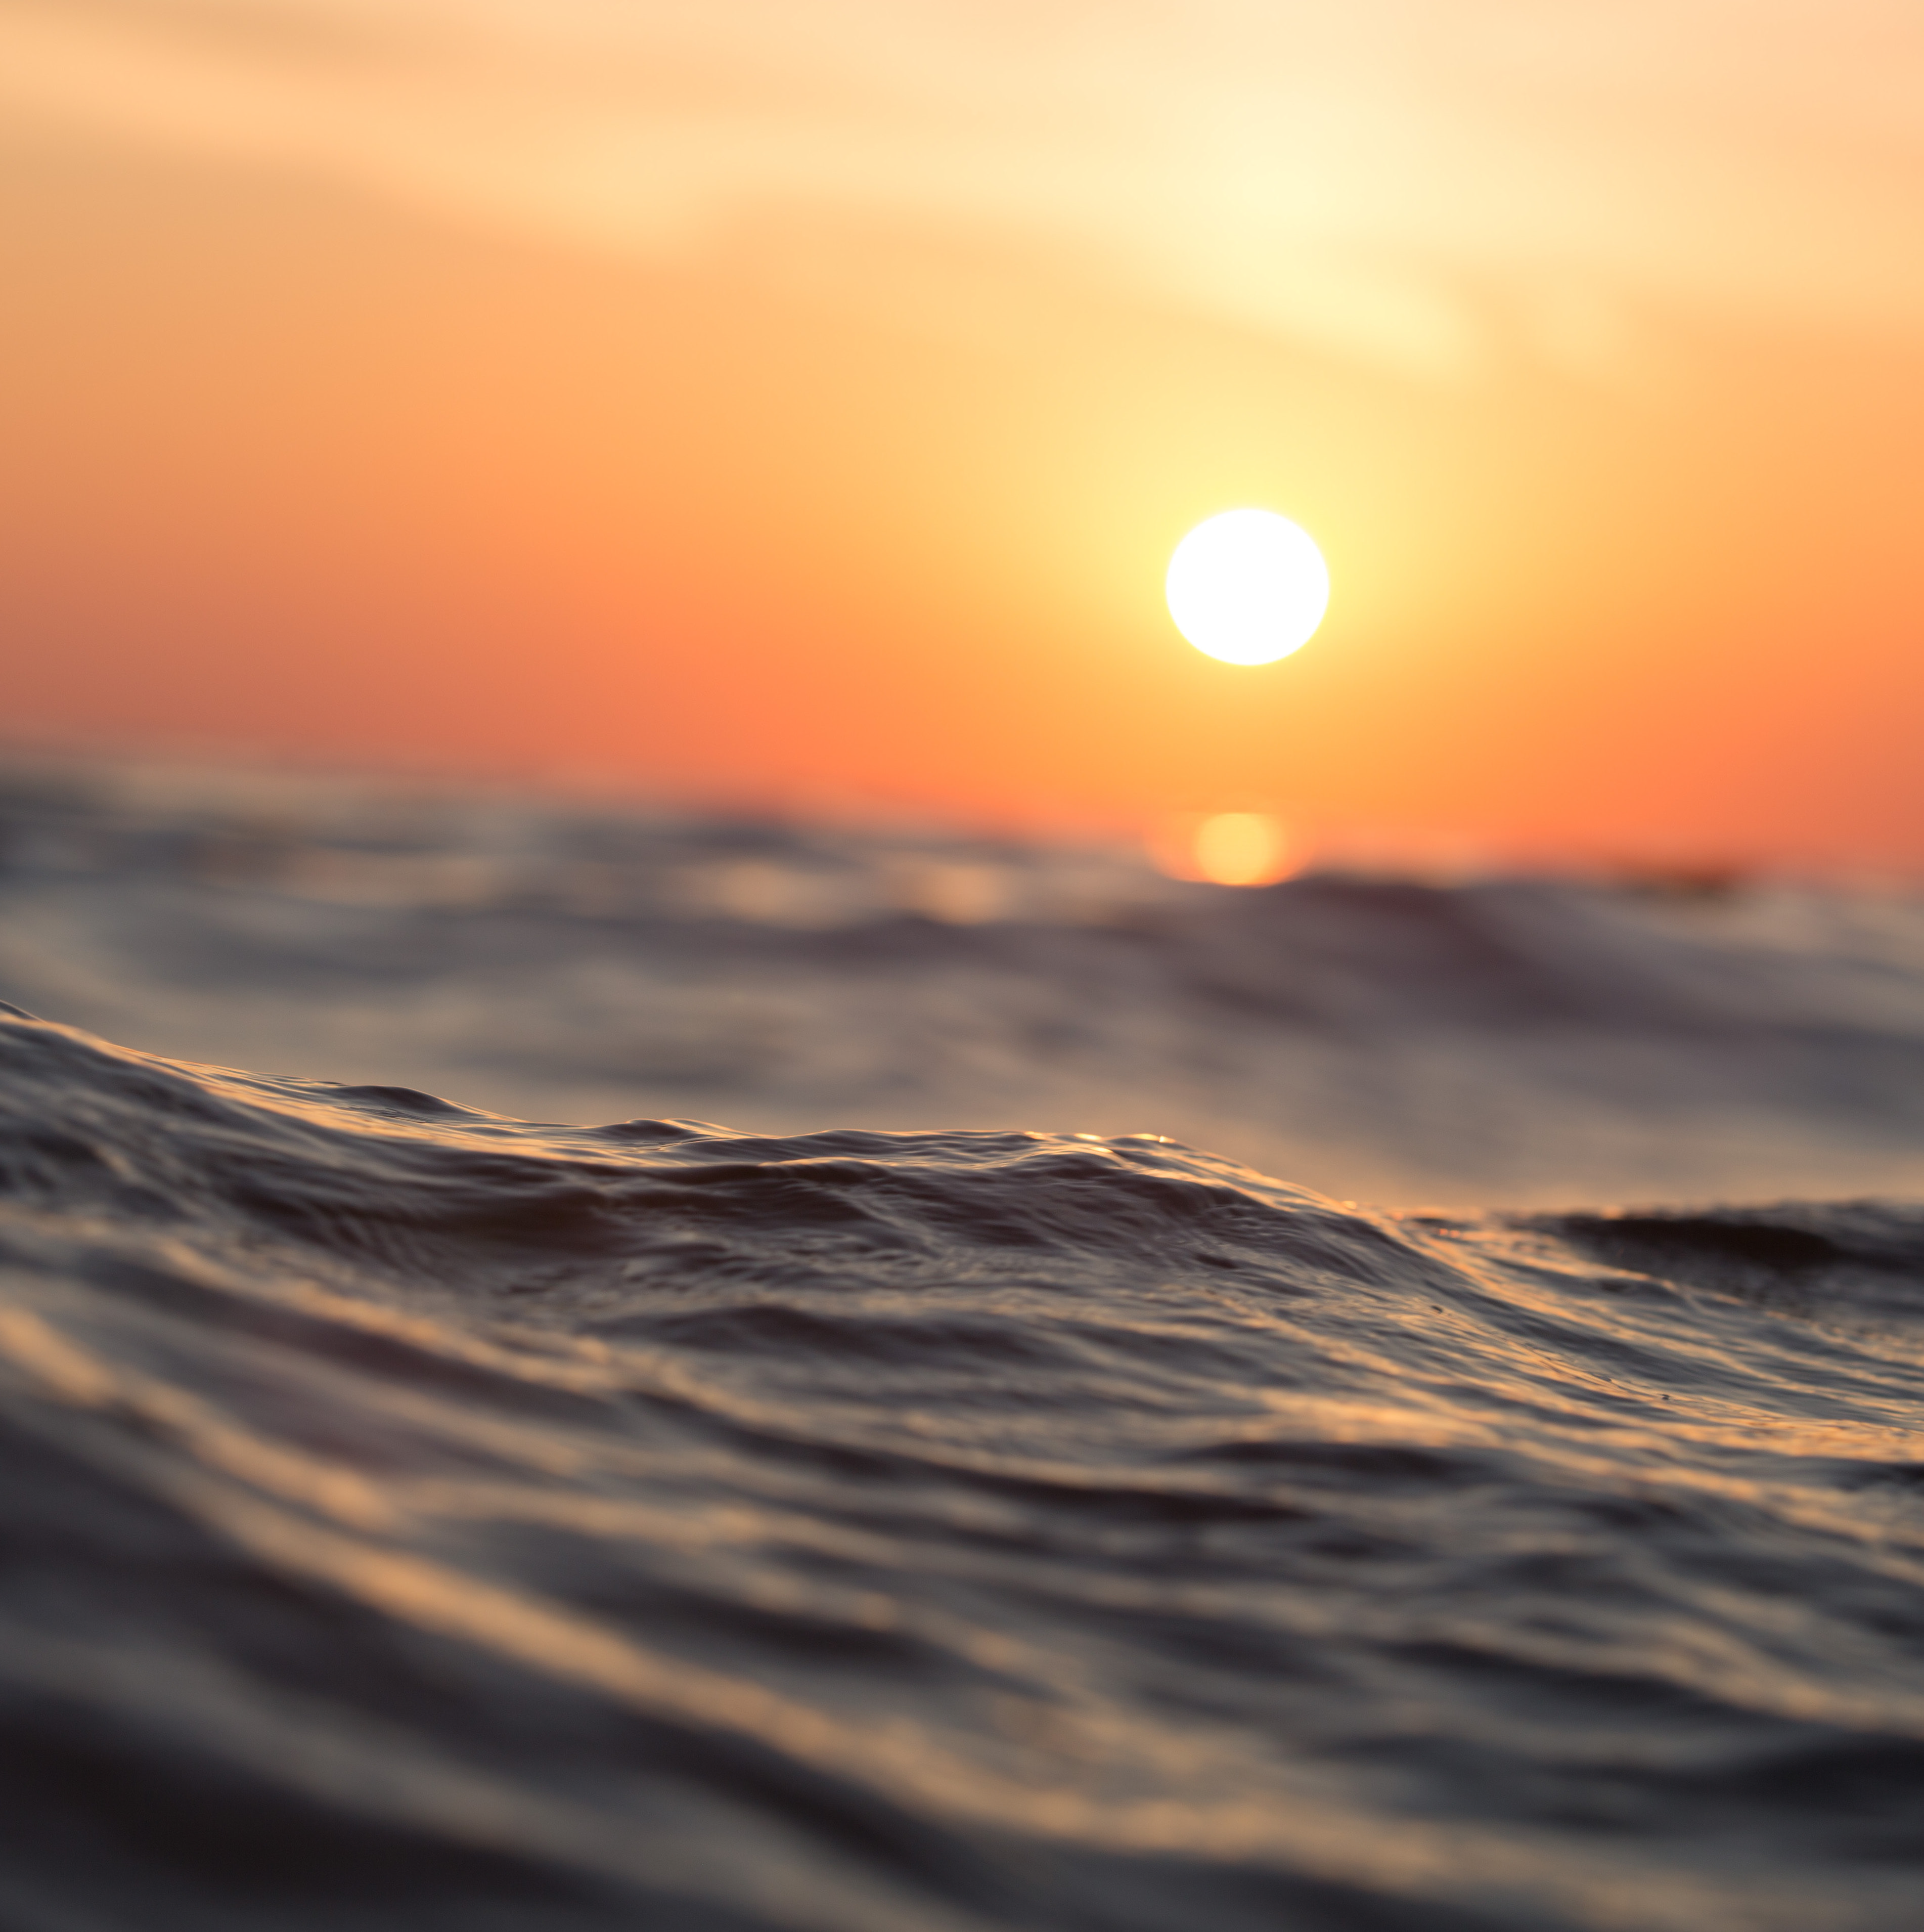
[1166,509,1330,666]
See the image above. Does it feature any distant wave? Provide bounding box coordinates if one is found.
[5,755,1924,1205]
[5,1004,1922,1929]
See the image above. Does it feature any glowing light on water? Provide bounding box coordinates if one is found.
[1150,811,1297,887]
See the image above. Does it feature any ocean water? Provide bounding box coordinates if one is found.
[3,756,1922,1205]
[3,759,1923,1929]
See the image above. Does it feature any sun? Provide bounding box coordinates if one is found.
[1165,509,1330,666]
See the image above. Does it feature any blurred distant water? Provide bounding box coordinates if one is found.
[1,753,1920,1205]
[5,754,1924,1932]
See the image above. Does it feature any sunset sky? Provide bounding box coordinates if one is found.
[4,2,1921,865]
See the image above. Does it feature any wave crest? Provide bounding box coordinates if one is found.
[4,1007,1923,1930]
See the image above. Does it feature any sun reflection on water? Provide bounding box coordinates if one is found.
[1150,811,1298,887]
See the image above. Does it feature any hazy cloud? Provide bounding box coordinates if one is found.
[4,0,1920,376]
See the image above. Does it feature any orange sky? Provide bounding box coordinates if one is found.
[3,2,1921,865]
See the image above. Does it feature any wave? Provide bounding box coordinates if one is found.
[4,1004,1922,1929]
[5,756,1924,1206]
